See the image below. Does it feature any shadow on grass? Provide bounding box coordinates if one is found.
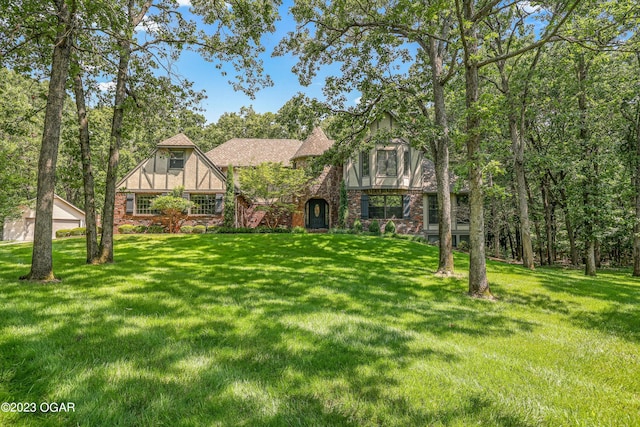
[0,235,544,426]
[533,267,640,343]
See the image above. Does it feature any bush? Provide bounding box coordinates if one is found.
[147,225,165,234]
[180,225,194,234]
[55,229,72,238]
[118,224,136,234]
[292,226,307,234]
[457,240,469,251]
[134,225,148,234]
[368,220,380,234]
[353,219,363,233]
[384,220,396,235]
[192,225,206,234]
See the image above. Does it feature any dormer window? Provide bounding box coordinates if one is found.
[169,150,185,169]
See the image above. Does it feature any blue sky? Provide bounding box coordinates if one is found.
[169,0,339,124]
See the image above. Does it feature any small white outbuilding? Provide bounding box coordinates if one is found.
[2,195,86,241]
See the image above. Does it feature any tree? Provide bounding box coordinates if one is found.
[149,186,194,233]
[453,0,581,295]
[338,179,348,228]
[224,165,236,228]
[238,162,308,229]
[280,0,458,274]
[19,0,76,281]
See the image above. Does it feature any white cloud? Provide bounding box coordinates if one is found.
[135,16,160,33]
[354,96,362,105]
[176,0,191,6]
[517,1,541,14]
[98,82,116,92]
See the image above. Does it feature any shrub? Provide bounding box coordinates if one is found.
[353,219,363,233]
[55,229,73,238]
[368,220,380,234]
[192,225,206,234]
[180,225,194,234]
[147,225,165,234]
[292,226,307,234]
[384,220,396,235]
[118,224,136,234]
[134,225,148,233]
[457,240,470,251]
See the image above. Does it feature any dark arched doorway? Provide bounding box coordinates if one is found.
[305,199,329,229]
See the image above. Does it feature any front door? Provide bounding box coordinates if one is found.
[307,199,328,229]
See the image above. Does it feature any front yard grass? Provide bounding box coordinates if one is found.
[0,234,638,426]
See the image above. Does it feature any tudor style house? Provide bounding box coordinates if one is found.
[114,116,469,244]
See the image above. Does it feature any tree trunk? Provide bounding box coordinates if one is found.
[428,36,454,275]
[634,171,640,275]
[21,2,73,281]
[558,187,579,265]
[577,54,597,276]
[72,68,100,263]
[633,95,640,275]
[585,237,597,276]
[541,176,554,265]
[461,0,490,297]
[98,42,131,263]
[510,118,535,269]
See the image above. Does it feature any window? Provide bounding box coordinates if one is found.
[191,194,223,215]
[136,194,159,215]
[404,149,410,176]
[361,151,370,177]
[456,195,470,224]
[377,150,397,176]
[428,195,439,225]
[169,150,185,169]
[368,195,403,219]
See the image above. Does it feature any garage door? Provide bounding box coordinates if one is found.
[52,219,82,239]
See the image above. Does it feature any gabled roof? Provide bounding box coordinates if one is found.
[206,138,303,167]
[422,159,468,193]
[292,127,334,160]
[116,134,227,189]
[156,133,196,148]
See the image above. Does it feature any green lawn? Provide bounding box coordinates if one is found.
[0,234,638,426]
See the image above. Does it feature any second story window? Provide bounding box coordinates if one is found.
[377,150,397,176]
[404,149,410,176]
[361,151,370,177]
[169,150,185,169]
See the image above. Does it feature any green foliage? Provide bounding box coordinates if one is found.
[338,180,348,229]
[146,225,166,234]
[224,165,236,228]
[384,220,396,235]
[353,219,363,233]
[55,228,86,238]
[368,220,380,234]
[149,186,195,233]
[292,226,307,234]
[118,224,136,234]
[192,225,206,234]
[239,162,309,229]
[180,225,194,234]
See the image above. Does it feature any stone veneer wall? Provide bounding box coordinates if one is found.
[347,190,424,234]
[113,192,224,232]
[292,163,343,228]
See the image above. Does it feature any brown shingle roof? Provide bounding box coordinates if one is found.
[206,138,303,167]
[157,133,196,147]
[422,159,468,193]
[291,127,334,160]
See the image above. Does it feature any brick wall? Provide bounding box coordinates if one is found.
[347,189,424,234]
[114,192,224,233]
